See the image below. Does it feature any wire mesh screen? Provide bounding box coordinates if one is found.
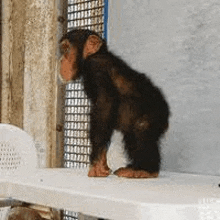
[63,211,79,220]
[63,0,107,219]
[64,80,91,169]
[64,0,106,170]
[67,0,106,35]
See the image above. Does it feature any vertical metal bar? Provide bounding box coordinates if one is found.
[103,0,108,40]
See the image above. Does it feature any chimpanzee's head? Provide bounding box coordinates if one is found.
[59,29,107,83]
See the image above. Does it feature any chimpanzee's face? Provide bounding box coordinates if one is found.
[59,31,103,83]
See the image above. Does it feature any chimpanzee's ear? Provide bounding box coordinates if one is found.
[59,39,78,82]
[83,35,103,58]
[60,39,71,55]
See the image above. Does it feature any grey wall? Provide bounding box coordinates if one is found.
[107,0,220,176]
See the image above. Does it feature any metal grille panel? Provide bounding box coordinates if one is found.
[64,78,91,168]
[67,0,105,36]
[63,211,78,220]
[64,0,106,170]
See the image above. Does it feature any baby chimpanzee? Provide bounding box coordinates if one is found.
[59,29,170,178]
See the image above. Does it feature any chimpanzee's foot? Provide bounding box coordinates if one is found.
[88,163,111,177]
[114,167,158,178]
[88,150,111,177]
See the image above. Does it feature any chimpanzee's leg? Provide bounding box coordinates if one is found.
[114,131,160,178]
[88,102,116,177]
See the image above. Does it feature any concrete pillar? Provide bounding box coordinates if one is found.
[1,0,61,168]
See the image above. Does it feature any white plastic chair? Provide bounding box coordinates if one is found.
[0,123,38,219]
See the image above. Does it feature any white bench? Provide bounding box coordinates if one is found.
[1,168,220,220]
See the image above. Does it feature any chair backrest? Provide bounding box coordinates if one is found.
[0,123,37,174]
